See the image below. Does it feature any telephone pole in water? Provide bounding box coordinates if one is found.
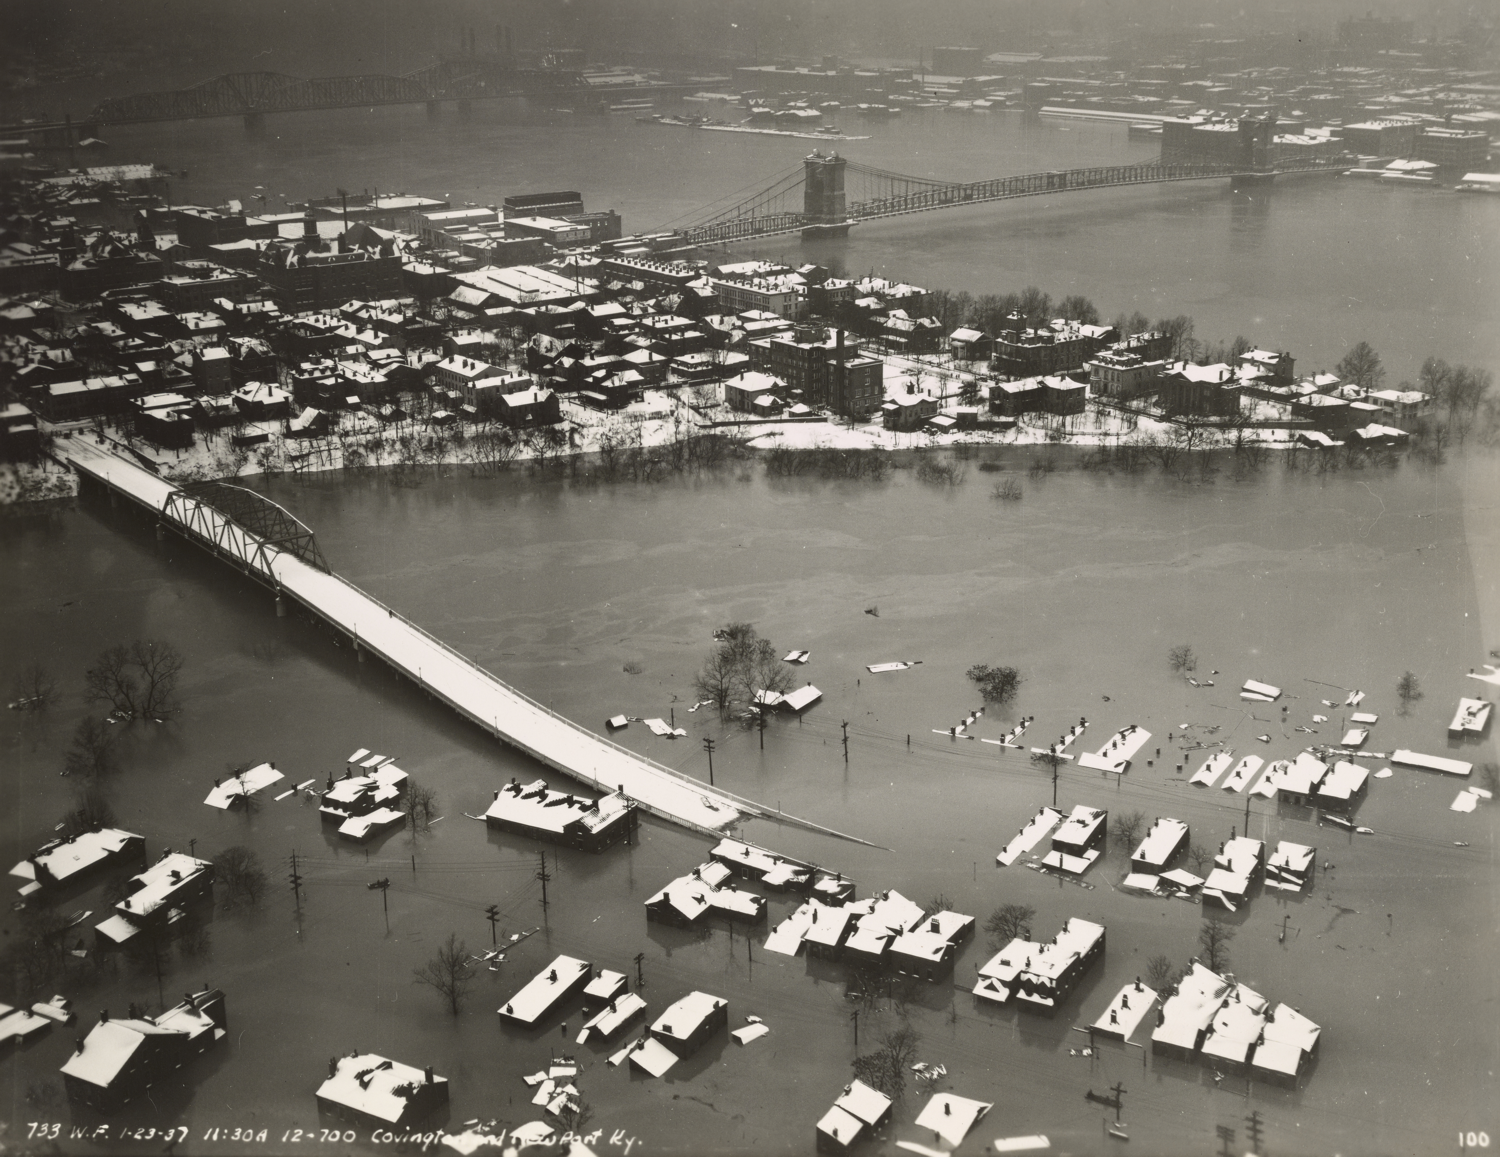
[535,852,551,910]
[485,903,500,944]
[1245,1109,1264,1155]
[703,737,715,786]
[370,878,390,932]
[289,850,303,908]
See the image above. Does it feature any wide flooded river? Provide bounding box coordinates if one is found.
[3,444,1496,1156]
[4,77,1499,1156]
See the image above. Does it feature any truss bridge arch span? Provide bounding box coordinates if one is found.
[161,481,329,584]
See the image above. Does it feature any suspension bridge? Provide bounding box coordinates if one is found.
[670,150,1348,246]
[58,438,872,848]
[76,62,693,128]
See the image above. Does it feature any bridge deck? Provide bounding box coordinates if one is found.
[62,441,866,844]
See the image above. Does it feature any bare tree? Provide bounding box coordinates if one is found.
[1186,843,1213,874]
[1335,341,1385,391]
[1154,315,1197,362]
[692,644,739,714]
[1056,294,1100,325]
[1016,286,1052,325]
[984,902,1036,947]
[693,624,793,719]
[852,1024,921,1101]
[413,932,474,1015]
[60,782,116,837]
[1396,670,1423,713]
[212,846,267,908]
[8,663,57,712]
[1110,810,1146,851]
[1198,918,1235,974]
[1144,953,1176,992]
[921,894,954,918]
[63,717,118,779]
[84,640,185,721]
[406,780,439,831]
[1168,644,1197,673]
[84,645,136,715]
[131,639,185,719]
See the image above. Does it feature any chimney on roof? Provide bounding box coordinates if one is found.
[75,1036,85,1054]
[425,1065,434,1084]
[100,1009,109,1023]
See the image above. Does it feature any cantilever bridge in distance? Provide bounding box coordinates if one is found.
[59,439,873,849]
[670,149,1350,246]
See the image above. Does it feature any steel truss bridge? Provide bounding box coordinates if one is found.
[87,62,680,125]
[162,480,329,582]
[674,155,1347,246]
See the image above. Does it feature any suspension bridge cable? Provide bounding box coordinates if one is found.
[653,162,805,232]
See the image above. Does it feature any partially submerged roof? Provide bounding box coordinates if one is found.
[914,1092,992,1147]
[316,1053,446,1125]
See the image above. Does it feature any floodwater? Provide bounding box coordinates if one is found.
[4,87,1498,1156]
[2,446,1497,1156]
[87,95,1500,382]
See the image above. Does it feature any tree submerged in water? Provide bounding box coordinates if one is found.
[1168,644,1197,673]
[693,623,794,719]
[1396,670,1423,713]
[967,664,1023,704]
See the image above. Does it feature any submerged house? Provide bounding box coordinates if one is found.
[10,828,145,898]
[645,862,767,927]
[1130,818,1189,872]
[1202,836,1264,911]
[888,909,975,982]
[499,955,593,1028]
[709,837,855,902]
[1043,805,1107,874]
[650,990,728,1058]
[316,1053,449,1130]
[816,1079,894,1155]
[95,851,213,949]
[59,989,227,1111]
[484,778,638,852]
[1265,841,1316,893]
[974,917,1105,1012]
[319,761,409,841]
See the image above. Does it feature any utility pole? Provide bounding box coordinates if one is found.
[1244,788,1252,834]
[371,877,390,932]
[188,838,197,858]
[289,850,303,908]
[485,903,500,945]
[841,720,849,763]
[1245,1109,1264,1155]
[758,704,766,750]
[633,951,645,989]
[703,737,716,786]
[535,852,551,910]
[1215,1125,1236,1157]
[850,1008,858,1050]
[1109,1082,1126,1122]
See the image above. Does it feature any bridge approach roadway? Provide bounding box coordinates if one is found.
[59,439,870,847]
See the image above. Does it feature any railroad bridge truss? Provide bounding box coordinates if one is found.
[674,152,1349,245]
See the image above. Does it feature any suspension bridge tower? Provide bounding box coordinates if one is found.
[802,151,850,238]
